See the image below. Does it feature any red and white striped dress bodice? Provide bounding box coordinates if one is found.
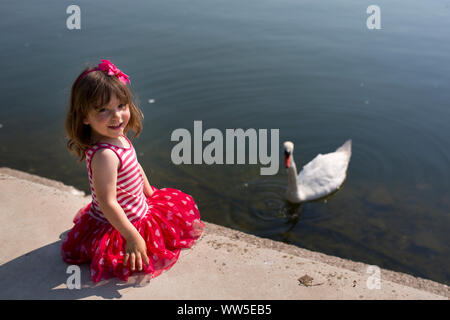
[85,135,148,223]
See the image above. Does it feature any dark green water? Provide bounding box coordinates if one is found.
[1,0,449,284]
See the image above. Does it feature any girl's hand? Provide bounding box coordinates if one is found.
[123,232,150,271]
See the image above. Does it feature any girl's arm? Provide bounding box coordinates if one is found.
[91,149,149,270]
[139,163,154,197]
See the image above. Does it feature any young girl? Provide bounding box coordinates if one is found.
[61,59,205,284]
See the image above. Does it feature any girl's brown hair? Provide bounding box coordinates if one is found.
[65,66,144,161]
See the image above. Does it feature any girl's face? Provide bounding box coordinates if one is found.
[83,94,131,143]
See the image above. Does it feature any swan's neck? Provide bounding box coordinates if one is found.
[286,156,302,201]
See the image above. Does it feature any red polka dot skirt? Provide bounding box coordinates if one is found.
[61,186,205,283]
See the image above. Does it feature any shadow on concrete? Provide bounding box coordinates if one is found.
[0,240,151,299]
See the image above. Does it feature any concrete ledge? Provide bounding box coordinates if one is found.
[0,167,448,299]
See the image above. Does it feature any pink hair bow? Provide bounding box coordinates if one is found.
[74,59,131,87]
[97,59,131,85]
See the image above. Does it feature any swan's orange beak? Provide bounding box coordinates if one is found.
[285,157,291,168]
[284,151,291,168]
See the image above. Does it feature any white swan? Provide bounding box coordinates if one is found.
[284,140,352,203]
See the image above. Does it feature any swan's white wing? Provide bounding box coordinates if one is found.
[298,140,351,201]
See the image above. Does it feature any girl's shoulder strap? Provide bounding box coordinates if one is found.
[122,134,133,148]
